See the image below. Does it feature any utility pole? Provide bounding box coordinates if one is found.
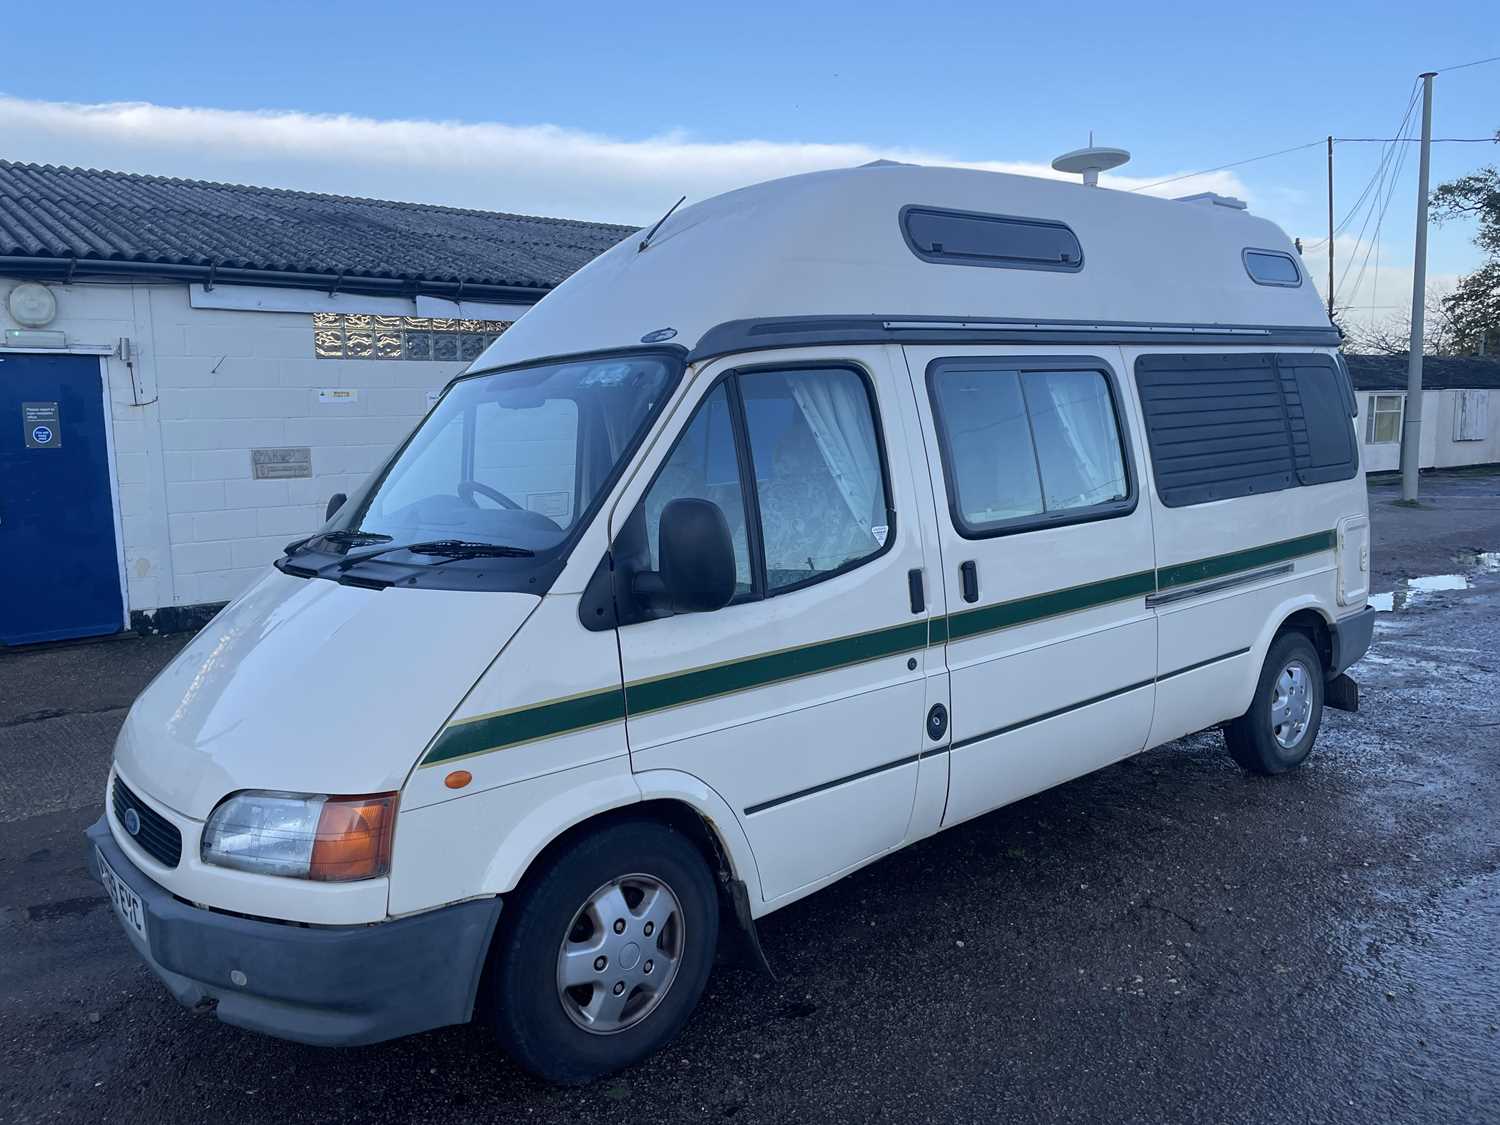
[1326,136,1335,320]
[1400,72,1437,502]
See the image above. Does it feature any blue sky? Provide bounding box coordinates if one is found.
[1,0,1495,331]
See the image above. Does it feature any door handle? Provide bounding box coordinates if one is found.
[959,560,978,603]
[908,568,925,614]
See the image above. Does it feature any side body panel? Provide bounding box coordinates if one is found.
[390,592,635,915]
[610,347,941,906]
[901,345,1159,827]
[1122,345,1367,750]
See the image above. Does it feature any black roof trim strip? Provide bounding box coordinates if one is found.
[689,315,1342,361]
[0,255,549,305]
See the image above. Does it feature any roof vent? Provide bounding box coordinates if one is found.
[1050,145,1130,187]
[1175,191,1248,211]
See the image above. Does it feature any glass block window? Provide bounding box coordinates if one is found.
[313,313,512,360]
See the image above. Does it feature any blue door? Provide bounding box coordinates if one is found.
[0,353,124,645]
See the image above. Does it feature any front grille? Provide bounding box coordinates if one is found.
[111,777,183,868]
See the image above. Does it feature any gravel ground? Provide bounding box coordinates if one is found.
[1,469,1497,1124]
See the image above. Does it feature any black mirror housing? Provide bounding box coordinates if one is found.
[652,497,736,614]
[325,492,348,522]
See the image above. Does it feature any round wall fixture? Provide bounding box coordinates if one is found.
[8,282,58,328]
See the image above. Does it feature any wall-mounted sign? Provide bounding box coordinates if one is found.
[250,447,313,480]
[425,389,443,409]
[317,388,359,404]
[22,401,61,449]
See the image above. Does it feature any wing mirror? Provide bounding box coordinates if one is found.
[325,492,348,521]
[633,498,736,615]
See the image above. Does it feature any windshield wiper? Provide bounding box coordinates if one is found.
[337,539,535,569]
[321,529,394,545]
[282,528,393,557]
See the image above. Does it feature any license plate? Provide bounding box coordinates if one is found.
[96,847,148,945]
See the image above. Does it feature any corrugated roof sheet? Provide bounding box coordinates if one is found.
[1345,354,1500,392]
[0,160,634,292]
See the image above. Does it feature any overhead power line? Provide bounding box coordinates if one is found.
[1336,136,1497,143]
[1127,140,1325,192]
[1433,53,1500,73]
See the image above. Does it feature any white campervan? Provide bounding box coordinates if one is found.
[88,164,1375,1083]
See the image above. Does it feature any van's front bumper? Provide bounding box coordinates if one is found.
[85,817,502,1047]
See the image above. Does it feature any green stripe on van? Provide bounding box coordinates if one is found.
[419,529,1336,765]
[626,619,930,716]
[1155,529,1337,591]
[946,568,1157,642]
[423,687,626,766]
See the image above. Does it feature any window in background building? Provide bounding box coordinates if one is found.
[1366,394,1404,444]
[312,313,512,360]
[1453,389,1490,442]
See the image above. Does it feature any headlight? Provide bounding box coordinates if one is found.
[201,791,396,881]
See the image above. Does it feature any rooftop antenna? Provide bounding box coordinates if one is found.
[638,195,687,253]
[1051,136,1130,187]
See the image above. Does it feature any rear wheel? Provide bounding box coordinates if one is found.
[487,819,718,1085]
[1224,632,1325,775]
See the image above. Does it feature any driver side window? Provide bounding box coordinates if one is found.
[641,383,753,596]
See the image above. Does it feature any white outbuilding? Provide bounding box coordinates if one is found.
[0,160,630,645]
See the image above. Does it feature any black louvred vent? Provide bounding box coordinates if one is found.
[1134,353,1356,508]
[111,777,183,868]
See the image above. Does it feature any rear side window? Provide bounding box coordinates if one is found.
[1243,249,1302,287]
[927,361,1132,536]
[1134,353,1357,507]
[902,206,1083,272]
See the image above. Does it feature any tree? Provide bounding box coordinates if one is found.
[1342,281,1464,355]
[1430,139,1500,353]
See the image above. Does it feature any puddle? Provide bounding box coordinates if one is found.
[1407,574,1468,593]
[1454,548,1500,572]
[1369,573,1469,613]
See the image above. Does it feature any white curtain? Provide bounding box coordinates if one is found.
[788,374,882,532]
[1030,372,1122,508]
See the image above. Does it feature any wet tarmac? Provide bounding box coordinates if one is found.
[2,469,1498,1124]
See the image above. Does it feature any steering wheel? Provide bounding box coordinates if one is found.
[458,479,522,510]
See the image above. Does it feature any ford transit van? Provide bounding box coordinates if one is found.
[87,163,1375,1083]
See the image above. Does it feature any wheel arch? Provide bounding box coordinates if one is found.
[1228,594,1335,718]
[484,768,759,902]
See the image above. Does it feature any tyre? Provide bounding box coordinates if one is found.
[1224,631,1325,775]
[487,818,719,1085]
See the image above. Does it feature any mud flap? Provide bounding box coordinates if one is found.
[726,878,776,980]
[1326,673,1359,713]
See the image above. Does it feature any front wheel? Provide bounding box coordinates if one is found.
[1224,632,1325,775]
[487,818,719,1085]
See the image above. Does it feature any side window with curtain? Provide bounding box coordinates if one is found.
[740,368,891,593]
[927,361,1132,535]
[640,382,753,596]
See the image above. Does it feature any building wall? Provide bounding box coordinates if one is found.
[1431,388,1500,468]
[2,278,477,623]
[1353,387,1500,474]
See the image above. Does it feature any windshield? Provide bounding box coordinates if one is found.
[326,353,677,558]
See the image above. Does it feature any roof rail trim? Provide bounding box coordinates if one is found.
[689,315,1341,361]
[0,255,550,305]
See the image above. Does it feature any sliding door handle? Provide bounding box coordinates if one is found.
[959,560,979,603]
[908,568,925,614]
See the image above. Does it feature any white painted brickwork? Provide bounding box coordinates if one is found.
[1,279,469,614]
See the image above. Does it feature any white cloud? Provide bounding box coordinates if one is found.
[0,95,1252,225]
